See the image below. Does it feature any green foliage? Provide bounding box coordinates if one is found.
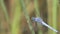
[20,0,35,34]
[0,0,59,34]
[11,0,22,34]
[34,0,43,34]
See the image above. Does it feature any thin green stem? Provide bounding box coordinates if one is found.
[20,0,35,34]
[11,0,22,34]
[47,0,58,34]
[47,0,53,34]
[0,0,9,34]
[0,0,9,21]
[52,0,58,34]
[34,0,43,34]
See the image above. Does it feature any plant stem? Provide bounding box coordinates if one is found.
[47,0,58,34]
[52,0,58,34]
[20,0,35,34]
[34,0,43,34]
[11,0,22,34]
[0,0,9,21]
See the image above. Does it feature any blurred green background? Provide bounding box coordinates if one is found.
[0,0,60,34]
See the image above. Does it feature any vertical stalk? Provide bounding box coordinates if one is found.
[0,0,9,21]
[47,0,53,34]
[34,0,43,34]
[52,0,58,34]
[57,0,60,32]
[20,0,35,34]
[11,0,22,34]
[47,0,58,34]
[0,0,9,34]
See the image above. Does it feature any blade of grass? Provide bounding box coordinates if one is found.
[0,0,11,34]
[11,0,22,34]
[0,0,9,34]
[20,0,35,34]
[47,0,53,34]
[57,0,60,32]
[34,0,43,34]
[52,0,58,34]
[47,0,58,34]
[0,0,9,22]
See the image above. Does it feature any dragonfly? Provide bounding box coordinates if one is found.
[31,17,58,33]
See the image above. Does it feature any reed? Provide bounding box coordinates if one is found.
[0,0,9,22]
[47,0,58,34]
[47,0,53,34]
[11,0,22,34]
[52,0,58,34]
[57,0,60,32]
[0,0,9,34]
[34,0,43,34]
[20,0,35,34]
